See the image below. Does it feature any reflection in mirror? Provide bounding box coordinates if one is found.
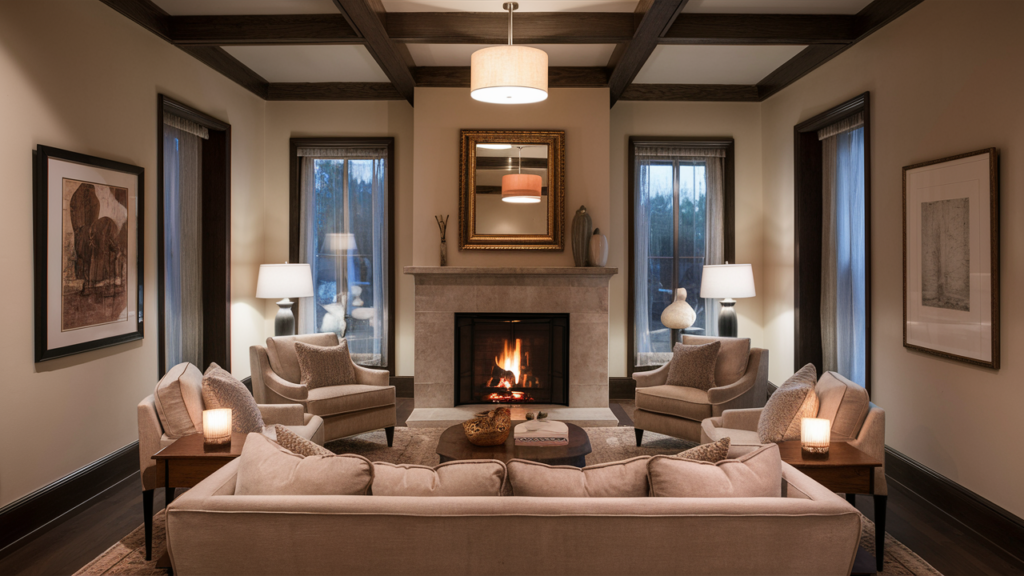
[474,143,549,235]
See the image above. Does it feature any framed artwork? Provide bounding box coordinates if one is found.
[903,148,999,368]
[34,146,144,362]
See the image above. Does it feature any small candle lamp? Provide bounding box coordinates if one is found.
[801,417,830,457]
[203,409,232,447]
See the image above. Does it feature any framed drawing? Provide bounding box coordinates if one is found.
[903,148,999,368]
[34,146,144,362]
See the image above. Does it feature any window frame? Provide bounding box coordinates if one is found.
[627,136,736,376]
[288,137,396,375]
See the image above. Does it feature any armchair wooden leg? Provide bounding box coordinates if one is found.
[874,494,887,571]
[846,493,856,506]
[634,428,644,447]
[143,489,154,561]
[385,426,395,447]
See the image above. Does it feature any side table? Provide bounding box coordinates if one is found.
[777,441,885,574]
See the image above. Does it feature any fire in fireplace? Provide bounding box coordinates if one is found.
[455,313,569,406]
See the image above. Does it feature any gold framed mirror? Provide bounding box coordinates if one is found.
[459,129,565,250]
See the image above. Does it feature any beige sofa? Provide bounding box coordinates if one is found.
[165,458,862,576]
[250,333,397,445]
[634,335,769,445]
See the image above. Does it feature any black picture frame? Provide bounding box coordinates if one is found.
[34,145,144,362]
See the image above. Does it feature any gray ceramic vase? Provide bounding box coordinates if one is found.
[571,205,592,267]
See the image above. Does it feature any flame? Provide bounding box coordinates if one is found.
[495,338,522,387]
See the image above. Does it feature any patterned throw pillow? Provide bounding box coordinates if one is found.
[202,363,265,434]
[677,437,731,463]
[273,424,333,457]
[294,340,358,390]
[665,341,721,391]
[757,363,819,443]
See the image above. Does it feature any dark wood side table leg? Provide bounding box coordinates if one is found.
[165,463,175,510]
[634,428,644,447]
[142,489,154,560]
[846,493,856,505]
[385,426,395,447]
[874,494,887,571]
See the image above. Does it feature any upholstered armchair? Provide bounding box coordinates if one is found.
[249,333,397,446]
[633,335,768,445]
[138,362,324,560]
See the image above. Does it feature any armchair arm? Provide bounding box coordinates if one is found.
[721,408,764,432]
[353,363,391,387]
[633,363,669,388]
[138,395,164,490]
[848,404,886,495]
[258,404,305,426]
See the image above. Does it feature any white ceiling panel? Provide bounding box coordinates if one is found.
[152,0,339,15]
[634,45,805,85]
[408,44,616,67]
[683,0,872,15]
[383,1,638,12]
[222,45,390,83]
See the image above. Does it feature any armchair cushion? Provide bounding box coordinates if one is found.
[816,372,870,441]
[235,433,372,496]
[648,444,782,498]
[153,362,205,439]
[682,335,751,387]
[202,363,265,433]
[295,340,357,390]
[665,341,720,391]
[757,363,818,443]
[265,333,340,384]
[373,461,507,497]
[306,384,396,417]
[635,385,712,422]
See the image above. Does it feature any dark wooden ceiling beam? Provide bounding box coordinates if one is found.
[333,0,416,105]
[607,0,691,107]
[414,66,609,88]
[661,14,858,45]
[266,83,404,100]
[620,84,759,102]
[169,15,360,45]
[387,12,634,44]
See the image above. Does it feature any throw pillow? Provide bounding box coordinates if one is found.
[677,437,731,463]
[507,456,651,497]
[153,362,205,439]
[273,424,333,457]
[757,363,819,443]
[236,433,373,496]
[682,335,751,386]
[202,363,265,434]
[372,460,507,497]
[294,340,358,390]
[665,341,721,391]
[648,444,782,498]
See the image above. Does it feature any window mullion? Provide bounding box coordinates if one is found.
[671,160,680,346]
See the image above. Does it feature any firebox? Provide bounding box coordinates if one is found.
[455,313,569,406]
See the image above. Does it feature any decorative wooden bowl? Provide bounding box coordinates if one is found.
[462,407,512,446]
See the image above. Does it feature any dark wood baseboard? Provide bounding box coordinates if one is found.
[0,442,139,558]
[609,377,636,400]
[885,446,1024,564]
[391,376,414,398]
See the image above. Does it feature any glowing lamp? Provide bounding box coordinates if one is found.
[203,409,232,446]
[801,418,831,457]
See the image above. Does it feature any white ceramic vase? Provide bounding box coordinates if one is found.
[589,228,609,267]
[660,288,696,330]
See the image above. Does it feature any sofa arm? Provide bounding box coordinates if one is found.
[848,404,886,496]
[633,363,669,388]
[354,363,390,387]
[258,404,305,426]
[721,408,763,431]
[138,395,164,491]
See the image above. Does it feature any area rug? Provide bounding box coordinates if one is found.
[75,427,941,576]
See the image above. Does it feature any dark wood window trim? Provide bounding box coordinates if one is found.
[627,136,736,377]
[157,95,232,377]
[793,92,871,393]
[288,137,396,376]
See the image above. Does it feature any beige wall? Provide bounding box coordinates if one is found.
[760,0,1024,517]
[0,0,266,507]
[262,101,415,375]
[609,102,764,376]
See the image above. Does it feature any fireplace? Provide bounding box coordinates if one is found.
[455,313,569,406]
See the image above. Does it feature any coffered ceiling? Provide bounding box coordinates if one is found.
[105,0,924,106]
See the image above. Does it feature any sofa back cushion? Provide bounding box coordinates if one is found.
[816,372,870,440]
[757,363,819,443]
[648,444,782,498]
[235,432,373,496]
[372,460,507,497]
[295,340,358,390]
[682,335,751,386]
[265,332,340,383]
[665,341,721,391]
[154,362,205,439]
[202,363,265,434]
[507,457,651,497]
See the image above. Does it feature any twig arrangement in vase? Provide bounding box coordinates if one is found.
[435,215,449,266]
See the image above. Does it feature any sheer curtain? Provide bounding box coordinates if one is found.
[820,113,866,385]
[634,146,726,367]
[297,146,389,367]
[162,113,207,368]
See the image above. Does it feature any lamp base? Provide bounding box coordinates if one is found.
[801,445,830,458]
[274,299,296,336]
[718,299,738,338]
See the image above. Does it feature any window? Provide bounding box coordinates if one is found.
[290,139,394,372]
[628,139,734,373]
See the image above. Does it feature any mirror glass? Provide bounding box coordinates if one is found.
[473,143,549,235]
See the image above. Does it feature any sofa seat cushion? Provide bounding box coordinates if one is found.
[265,333,340,384]
[636,385,712,422]
[235,433,373,496]
[682,335,751,386]
[508,457,651,497]
[154,362,205,439]
[372,460,507,497]
[306,384,396,417]
[648,444,782,498]
[665,341,720,391]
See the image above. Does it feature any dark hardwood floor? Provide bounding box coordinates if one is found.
[1,398,1020,576]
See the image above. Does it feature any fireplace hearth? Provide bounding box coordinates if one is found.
[455,313,569,406]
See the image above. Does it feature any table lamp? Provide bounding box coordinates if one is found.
[699,262,755,338]
[203,408,232,447]
[801,417,831,457]
[256,263,314,336]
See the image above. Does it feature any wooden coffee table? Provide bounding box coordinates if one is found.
[436,421,592,467]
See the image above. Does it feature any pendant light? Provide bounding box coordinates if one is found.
[471,3,548,104]
[501,146,542,203]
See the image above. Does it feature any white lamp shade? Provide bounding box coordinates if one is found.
[501,173,543,203]
[325,232,357,252]
[256,263,314,299]
[471,45,548,104]
[700,263,756,299]
[203,408,232,445]
[801,417,831,451]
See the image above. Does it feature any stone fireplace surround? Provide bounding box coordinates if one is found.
[405,266,619,428]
